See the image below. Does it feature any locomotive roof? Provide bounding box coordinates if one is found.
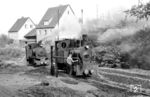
[56,38,80,42]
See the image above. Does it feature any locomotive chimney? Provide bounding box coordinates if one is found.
[81,34,88,46]
[82,34,88,41]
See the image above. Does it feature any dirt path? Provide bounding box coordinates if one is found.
[0,66,149,97]
[0,72,41,91]
[0,72,97,93]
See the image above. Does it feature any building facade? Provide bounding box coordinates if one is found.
[8,17,35,41]
[36,5,81,45]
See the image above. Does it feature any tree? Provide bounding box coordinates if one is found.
[125,1,150,21]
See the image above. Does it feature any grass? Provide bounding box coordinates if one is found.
[0,62,28,74]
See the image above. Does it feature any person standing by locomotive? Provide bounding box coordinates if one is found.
[66,52,78,75]
[26,45,33,66]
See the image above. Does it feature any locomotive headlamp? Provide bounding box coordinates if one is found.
[44,61,47,64]
[84,69,89,75]
[85,45,89,50]
[86,45,89,49]
[89,69,94,75]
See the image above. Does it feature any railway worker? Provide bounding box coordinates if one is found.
[66,52,78,75]
[27,45,33,65]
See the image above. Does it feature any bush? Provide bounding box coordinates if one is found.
[115,28,150,70]
[127,28,150,69]
[82,16,150,70]
[0,47,24,60]
[0,34,14,47]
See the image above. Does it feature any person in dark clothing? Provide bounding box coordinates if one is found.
[27,45,34,65]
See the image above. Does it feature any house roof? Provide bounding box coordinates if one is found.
[8,17,29,32]
[24,28,36,38]
[37,4,74,29]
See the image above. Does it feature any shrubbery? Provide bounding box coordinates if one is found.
[82,15,150,70]
[103,28,150,70]
[0,34,14,47]
[0,47,24,60]
[0,34,24,60]
[126,28,150,70]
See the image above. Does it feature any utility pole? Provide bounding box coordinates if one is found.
[96,4,99,20]
[57,9,60,40]
[81,9,83,24]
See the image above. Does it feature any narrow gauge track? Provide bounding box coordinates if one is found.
[70,72,150,97]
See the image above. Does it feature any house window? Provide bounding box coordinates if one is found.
[44,21,49,25]
[30,25,33,28]
[45,30,47,35]
[44,18,53,26]
[25,24,27,28]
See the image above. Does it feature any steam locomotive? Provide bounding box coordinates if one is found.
[25,42,50,67]
[51,34,94,77]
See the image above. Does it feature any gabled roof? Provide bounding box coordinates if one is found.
[8,17,29,32]
[24,28,36,38]
[37,4,74,29]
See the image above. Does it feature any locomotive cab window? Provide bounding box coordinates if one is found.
[76,40,80,47]
[61,42,67,48]
[69,40,74,48]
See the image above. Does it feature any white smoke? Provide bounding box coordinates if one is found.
[118,43,137,53]
[98,27,138,43]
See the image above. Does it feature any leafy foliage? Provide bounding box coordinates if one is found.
[125,1,150,20]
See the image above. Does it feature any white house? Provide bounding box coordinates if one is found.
[8,17,36,41]
[25,4,81,45]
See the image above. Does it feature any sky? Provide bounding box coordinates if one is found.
[0,0,149,34]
